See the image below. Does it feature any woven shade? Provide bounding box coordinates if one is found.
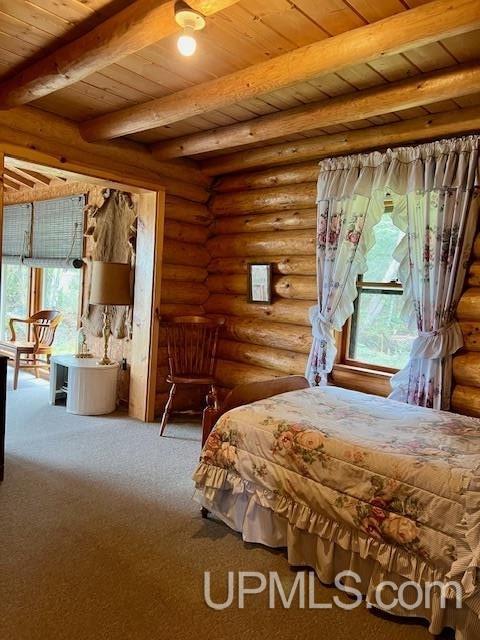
[2,195,85,268]
[89,261,132,306]
[28,195,84,268]
[2,203,32,264]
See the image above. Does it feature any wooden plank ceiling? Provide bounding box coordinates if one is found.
[0,0,479,163]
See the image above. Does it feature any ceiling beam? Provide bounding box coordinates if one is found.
[4,182,98,206]
[3,168,35,188]
[0,0,240,109]
[3,177,20,191]
[200,106,480,176]
[13,167,51,185]
[79,0,480,141]
[151,63,480,158]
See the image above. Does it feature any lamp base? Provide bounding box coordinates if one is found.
[99,308,112,366]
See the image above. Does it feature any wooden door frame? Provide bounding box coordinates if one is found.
[0,150,165,423]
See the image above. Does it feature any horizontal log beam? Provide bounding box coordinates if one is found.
[205,294,311,326]
[213,208,316,235]
[451,385,480,417]
[460,322,480,351]
[453,352,480,387]
[217,339,306,375]
[331,365,391,398]
[0,107,210,202]
[215,359,284,388]
[161,264,207,283]
[161,280,209,305]
[80,0,480,141]
[467,261,480,286]
[207,274,317,300]
[0,0,240,108]
[163,239,210,267]
[164,219,210,245]
[210,183,316,216]
[4,181,93,205]
[473,234,480,259]
[165,196,212,225]
[208,230,316,258]
[214,162,319,193]
[457,288,480,321]
[152,63,480,158]
[219,317,312,354]
[208,256,316,276]
[201,106,480,175]
[160,303,205,317]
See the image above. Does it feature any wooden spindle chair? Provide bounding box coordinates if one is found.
[159,315,224,436]
[0,310,62,389]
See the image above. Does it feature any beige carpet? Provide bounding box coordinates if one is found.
[0,371,448,640]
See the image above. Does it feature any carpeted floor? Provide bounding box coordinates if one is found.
[0,371,444,640]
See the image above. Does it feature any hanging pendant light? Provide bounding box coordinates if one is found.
[174,1,206,57]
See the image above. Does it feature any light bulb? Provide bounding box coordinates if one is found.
[177,26,197,57]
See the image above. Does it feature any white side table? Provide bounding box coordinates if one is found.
[49,355,119,415]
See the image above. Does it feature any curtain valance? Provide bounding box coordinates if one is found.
[317,136,479,200]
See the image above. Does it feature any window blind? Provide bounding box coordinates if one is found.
[25,195,85,269]
[2,203,32,264]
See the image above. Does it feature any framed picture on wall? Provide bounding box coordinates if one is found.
[247,263,272,304]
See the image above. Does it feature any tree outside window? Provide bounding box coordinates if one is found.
[345,214,416,371]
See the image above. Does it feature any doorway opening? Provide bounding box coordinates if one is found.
[1,156,164,421]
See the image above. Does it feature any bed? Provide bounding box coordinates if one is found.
[193,379,480,639]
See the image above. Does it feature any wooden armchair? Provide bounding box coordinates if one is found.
[0,310,62,389]
[160,315,224,436]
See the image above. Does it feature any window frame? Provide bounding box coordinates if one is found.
[339,275,405,375]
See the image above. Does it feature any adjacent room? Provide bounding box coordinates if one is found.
[0,1,480,639]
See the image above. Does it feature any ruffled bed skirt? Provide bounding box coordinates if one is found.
[193,463,480,640]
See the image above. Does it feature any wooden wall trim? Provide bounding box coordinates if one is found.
[130,191,165,422]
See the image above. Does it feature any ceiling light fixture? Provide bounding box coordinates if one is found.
[174,1,206,57]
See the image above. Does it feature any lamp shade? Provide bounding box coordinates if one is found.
[89,261,132,306]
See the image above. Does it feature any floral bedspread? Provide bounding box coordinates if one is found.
[194,386,480,596]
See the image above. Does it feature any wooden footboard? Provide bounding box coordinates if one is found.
[201,375,309,446]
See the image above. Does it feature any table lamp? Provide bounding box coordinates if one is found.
[89,261,132,365]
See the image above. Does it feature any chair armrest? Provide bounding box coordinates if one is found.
[8,318,32,342]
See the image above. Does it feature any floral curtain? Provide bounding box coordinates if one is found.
[307,137,480,409]
[305,157,384,384]
[389,139,480,410]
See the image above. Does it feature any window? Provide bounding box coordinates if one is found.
[41,268,82,354]
[1,195,85,356]
[0,263,31,341]
[343,214,416,372]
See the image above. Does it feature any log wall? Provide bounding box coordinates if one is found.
[452,229,480,417]
[155,194,212,414]
[204,161,480,416]
[205,164,317,391]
